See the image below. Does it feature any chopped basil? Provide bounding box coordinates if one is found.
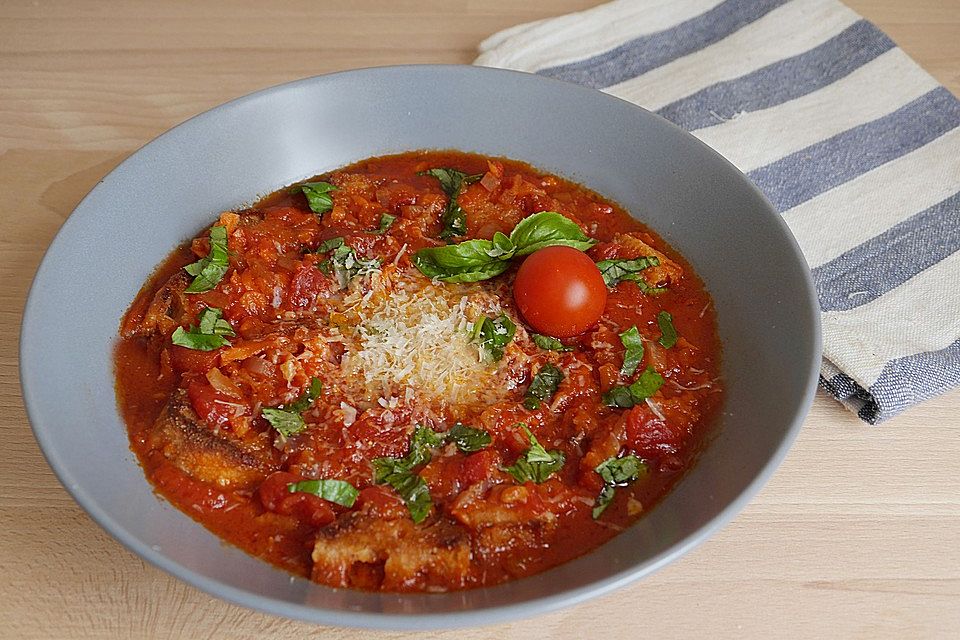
[446,423,492,453]
[469,313,516,362]
[523,363,564,410]
[419,168,482,239]
[287,478,359,508]
[601,367,665,408]
[382,471,433,524]
[321,244,381,288]
[619,326,644,376]
[657,310,678,348]
[170,307,235,351]
[412,211,596,282]
[596,256,667,294]
[301,181,338,215]
[316,236,344,253]
[371,425,444,524]
[505,424,565,484]
[592,454,647,519]
[531,333,572,352]
[262,377,322,437]
[369,213,396,235]
[184,225,230,293]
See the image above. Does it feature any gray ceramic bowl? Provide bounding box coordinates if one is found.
[20,65,820,629]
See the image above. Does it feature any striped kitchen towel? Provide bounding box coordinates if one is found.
[475,0,960,424]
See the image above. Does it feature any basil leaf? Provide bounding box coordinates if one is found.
[509,211,596,256]
[505,424,565,484]
[170,307,235,351]
[657,310,678,348]
[261,409,305,437]
[383,470,433,524]
[470,313,516,362]
[592,454,647,519]
[619,326,644,376]
[485,231,516,259]
[184,225,230,293]
[369,213,396,235]
[523,363,564,410]
[420,168,481,239]
[446,423,492,453]
[531,333,572,352]
[325,244,381,288]
[301,181,338,215]
[317,236,344,253]
[287,479,359,508]
[411,211,597,283]
[412,239,509,283]
[262,377,322,436]
[596,256,663,290]
[602,367,664,408]
[371,425,443,523]
[286,377,323,413]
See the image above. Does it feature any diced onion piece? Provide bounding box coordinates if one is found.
[479,171,500,192]
[206,367,243,398]
[340,402,357,427]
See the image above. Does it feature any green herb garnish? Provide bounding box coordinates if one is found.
[170,307,235,351]
[301,181,338,215]
[372,425,445,524]
[619,326,644,376]
[287,479,359,508]
[531,333,572,352]
[261,377,322,437]
[505,424,565,484]
[412,211,596,283]
[369,213,396,235]
[601,367,664,408]
[523,363,564,410]
[446,423,492,453]
[595,256,667,294]
[317,236,345,253]
[183,225,230,293]
[321,244,381,288]
[592,454,647,519]
[419,168,482,239]
[469,313,516,362]
[657,310,678,348]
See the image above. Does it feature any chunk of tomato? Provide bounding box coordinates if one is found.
[625,405,686,458]
[186,379,248,429]
[258,471,336,528]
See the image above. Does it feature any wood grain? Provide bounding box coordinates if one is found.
[2,1,958,637]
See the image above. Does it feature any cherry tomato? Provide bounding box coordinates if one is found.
[513,246,607,337]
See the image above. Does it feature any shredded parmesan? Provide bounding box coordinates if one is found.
[338,271,515,406]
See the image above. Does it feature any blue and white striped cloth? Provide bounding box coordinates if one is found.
[475,0,960,424]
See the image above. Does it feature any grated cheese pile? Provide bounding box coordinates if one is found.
[339,271,509,406]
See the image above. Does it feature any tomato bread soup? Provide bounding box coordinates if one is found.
[115,150,722,592]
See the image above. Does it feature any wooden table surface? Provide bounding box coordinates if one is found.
[2,1,958,637]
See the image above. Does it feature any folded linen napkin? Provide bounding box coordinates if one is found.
[475,0,960,424]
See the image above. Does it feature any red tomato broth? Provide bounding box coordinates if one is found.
[114,150,723,591]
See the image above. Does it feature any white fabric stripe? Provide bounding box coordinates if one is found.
[822,250,960,387]
[784,126,960,268]
[605,0,858,111]
[474,0,725,72]
[690,47,940,172]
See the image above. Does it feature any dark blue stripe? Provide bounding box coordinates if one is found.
[868,338,960,423]
[748,87,960,212]
[815,191,960,312]
[537,0,790,89]
[656,20,894,130]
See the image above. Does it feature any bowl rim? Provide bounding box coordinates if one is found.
[20,63,822,630]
